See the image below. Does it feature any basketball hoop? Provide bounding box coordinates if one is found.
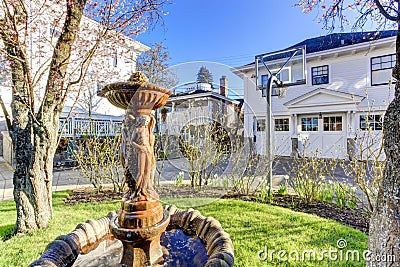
[255,45,306,92]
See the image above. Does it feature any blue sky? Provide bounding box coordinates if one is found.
[135,0,371,97]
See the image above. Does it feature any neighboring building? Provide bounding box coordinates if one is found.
[234,31,396,159]
[158,76,243,155]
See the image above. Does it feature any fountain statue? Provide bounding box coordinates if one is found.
[30,72,234,267]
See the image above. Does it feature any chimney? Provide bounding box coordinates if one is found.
[220,76,228,97]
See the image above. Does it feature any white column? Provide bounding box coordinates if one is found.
[346,111,351,138]
[292,114,298,137]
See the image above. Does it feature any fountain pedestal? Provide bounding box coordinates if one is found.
[110,198,170,266]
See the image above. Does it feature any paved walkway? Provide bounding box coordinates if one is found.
[0,157,93,201]
[0,156,353,201]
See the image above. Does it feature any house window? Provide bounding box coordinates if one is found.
[261,74,268,88]
[275,118,289,131]
[371,54,396,86]
[0,69,5,83]
[113,50,118,67]
[312,65,329,85]
[301,117,318,131]
[360,115,383,131]
[256,119,265,131]
[323,116,342,131]
[97,81,104,90]
[50,28,61,37]
[261,68,291,87]
[0,56,7,83]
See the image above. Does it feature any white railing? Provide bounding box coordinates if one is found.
[58,118,123,137]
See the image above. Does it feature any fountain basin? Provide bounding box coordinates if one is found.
[29,206,234,267]
[98,82,171,113]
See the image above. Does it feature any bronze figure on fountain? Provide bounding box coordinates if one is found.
[121,112,157,200]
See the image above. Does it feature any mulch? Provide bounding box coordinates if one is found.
[64,185,228,205]
[223,193,369,233]
[64,184,369,233]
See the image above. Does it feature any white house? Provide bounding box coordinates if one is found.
[234,31,396,159]
[0,0,149,119]
[0,1,149,162]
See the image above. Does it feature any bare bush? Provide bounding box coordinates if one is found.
[154,131,174,186]
[289,148,337,204]
[74,134,124,192]
[179,122,229,189]
[341,129,385,215]
[228,153,270,195]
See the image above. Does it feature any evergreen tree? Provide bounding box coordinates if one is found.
[196,66,213,85]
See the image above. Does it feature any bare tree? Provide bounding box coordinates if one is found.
[0,0,168,233]
[136,42,178,88]
[295,0,400,264]
[72,73,103,117]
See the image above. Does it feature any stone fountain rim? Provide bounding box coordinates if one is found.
[29,207,235,267]
[97,81,172,97]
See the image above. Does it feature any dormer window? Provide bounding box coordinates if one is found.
[311,65,329,85]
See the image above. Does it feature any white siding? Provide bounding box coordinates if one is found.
[240,37,395,158]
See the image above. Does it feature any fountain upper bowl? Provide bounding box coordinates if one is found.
[98,82,171,111]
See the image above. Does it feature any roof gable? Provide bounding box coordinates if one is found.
[284,88,364,109]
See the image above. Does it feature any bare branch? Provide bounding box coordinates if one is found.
[374,0,399,21]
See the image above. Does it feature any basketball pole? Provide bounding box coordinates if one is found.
[256,46,304,197]
[265,75,277,197]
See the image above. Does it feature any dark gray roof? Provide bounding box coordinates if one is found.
[168,89,241,106]
[290,30,396,54]
[241,30,397,68]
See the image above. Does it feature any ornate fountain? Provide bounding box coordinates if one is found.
[30,72,234,267]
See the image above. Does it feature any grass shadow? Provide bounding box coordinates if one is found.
[0,224,14,241]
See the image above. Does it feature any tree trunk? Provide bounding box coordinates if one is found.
[367,27,400,266]
[2,0,87,233]
[13,117,59,233]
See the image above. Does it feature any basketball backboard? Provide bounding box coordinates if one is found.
[255,46,306,95]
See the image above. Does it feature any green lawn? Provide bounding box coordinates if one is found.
[0,193,368,267]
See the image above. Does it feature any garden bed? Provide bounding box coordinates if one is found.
[65,184,369,233]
